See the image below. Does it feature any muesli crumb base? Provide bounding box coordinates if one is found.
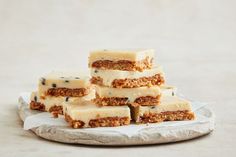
[65,114,130,128]
[91,57,153,71]
[45,88,89,97]
[138,110,195,123]
[93,94,161,106]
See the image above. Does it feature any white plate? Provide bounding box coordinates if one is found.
[18,92,215,146]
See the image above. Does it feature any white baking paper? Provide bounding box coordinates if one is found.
[18,92,211,137]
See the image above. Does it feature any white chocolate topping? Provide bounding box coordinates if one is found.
[96,86,161,102]
[139,96,192,116]
[89,49,154,66]
[160,85,177,97]
[38,71,91,96]
[64,102,131,127]
[91,66,163,87]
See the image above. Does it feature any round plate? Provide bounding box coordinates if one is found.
[18,94,215,146]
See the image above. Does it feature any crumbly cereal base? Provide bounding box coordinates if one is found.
[91,74,165,88]
[91,57,153,71]
[93,94,161,106]
[134,96,161,106]
[46,88,89,97]
[65,114,85,128]
[49,105,63,117]
[65,114,130,128]
[30,101,45,111]
[139,110,195,123]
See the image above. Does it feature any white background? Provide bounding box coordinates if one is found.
[0,0,236,156]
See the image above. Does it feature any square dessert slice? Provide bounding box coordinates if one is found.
[38,71,91,97]
[90,66,165,88]
[89,49,154,71]
[64,102,131,128]
[30,90,95,115]
[94,86,161,106]
[132,96,195,123]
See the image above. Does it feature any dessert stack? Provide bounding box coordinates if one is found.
[30,49,195,129]
[89,49,164,107]
[89,49,194,124]
[30,71,94,117]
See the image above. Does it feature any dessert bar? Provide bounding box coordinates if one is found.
[64,102,131,128]
[132,96,195,123]
[89,49,154,71]
[94,86,161,106]
[38,71,91,97]
[91,66,165,88]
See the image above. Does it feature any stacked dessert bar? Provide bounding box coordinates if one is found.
[90,49,164,107]
[30,71,94,116]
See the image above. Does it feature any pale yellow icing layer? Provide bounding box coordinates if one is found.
[160,85,177,97]
[89,49,154,66]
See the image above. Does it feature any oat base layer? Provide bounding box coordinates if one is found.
[65,114,130,128]
[94,94,161,106]
[91,57,153,71]
[30,101,45,111]
[139,110,195,123]
[46,88,89,97]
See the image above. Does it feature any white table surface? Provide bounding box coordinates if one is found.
[0,0,236,156]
